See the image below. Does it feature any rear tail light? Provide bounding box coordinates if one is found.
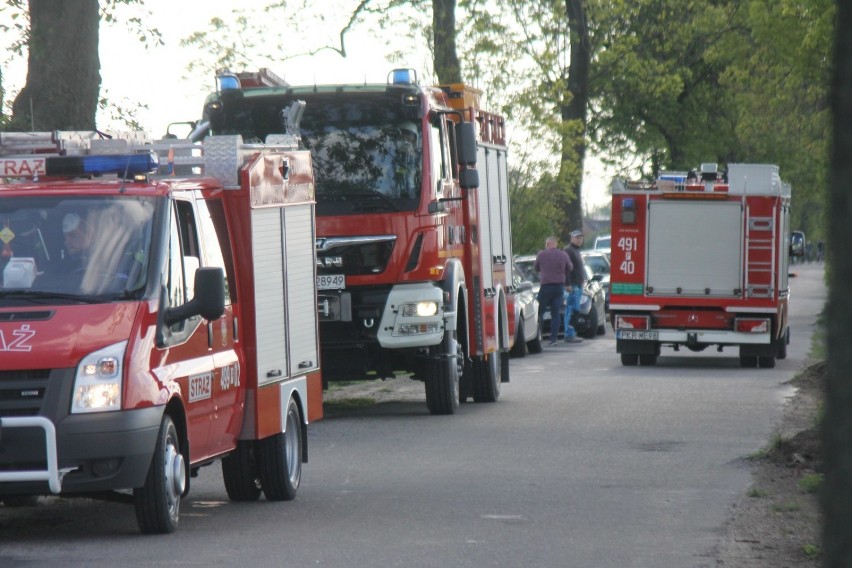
[615,315,650,330]
[734,318,770,333]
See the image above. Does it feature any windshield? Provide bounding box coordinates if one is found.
[583,254,610,275]
[208,93,423,215]
[515,259,540,284]
[0,196,155,302]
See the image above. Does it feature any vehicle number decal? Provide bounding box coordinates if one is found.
[617,236,639,275]
[189,372,213,402]
[220,362,241,391]
[317,274,345,290]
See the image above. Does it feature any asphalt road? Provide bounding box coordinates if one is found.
[0,263,826,568]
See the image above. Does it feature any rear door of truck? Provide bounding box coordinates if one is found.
[646,200,743,298]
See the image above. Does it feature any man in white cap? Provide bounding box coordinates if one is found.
[62,212,92,277]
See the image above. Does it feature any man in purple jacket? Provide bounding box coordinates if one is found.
[534,236,572,345]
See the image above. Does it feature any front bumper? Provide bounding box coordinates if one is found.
[0,406,162,495]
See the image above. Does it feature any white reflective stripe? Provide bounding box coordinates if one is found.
[656,329,770,344]
[154,350,239,399]
[609,304,661,311]
[726,306,779,314]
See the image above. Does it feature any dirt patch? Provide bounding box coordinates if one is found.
[712,361,824,566]
[322,376,426,412]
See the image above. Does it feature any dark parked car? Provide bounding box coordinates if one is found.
[571,265,607,338]
[510,264,543,357]
[513,256,606,340]
[790,230,805,263]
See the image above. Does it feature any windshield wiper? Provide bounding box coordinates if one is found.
[0,290,105,304]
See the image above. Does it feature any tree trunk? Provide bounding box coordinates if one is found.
[432,0,462,84]
[557,0,590,241]
[823,1,852,564]
[11,0,100,131]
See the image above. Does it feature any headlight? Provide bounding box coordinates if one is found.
[400,301,438,317]
[71,341,127,414]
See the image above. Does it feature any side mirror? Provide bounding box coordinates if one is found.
[459,168,479,190]
[164,267,226,325]
[456,122,478,166]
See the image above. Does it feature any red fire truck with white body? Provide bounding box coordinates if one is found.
[609,163,792,368]
[197,68,514,415]
[0,125,322,533]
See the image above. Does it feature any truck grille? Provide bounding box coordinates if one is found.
[0,369,50,417]
[316,236,396,276]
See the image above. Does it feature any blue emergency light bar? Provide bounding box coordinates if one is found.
[390,69,417,85]
[46,153,159,178]
[217,73,241,91]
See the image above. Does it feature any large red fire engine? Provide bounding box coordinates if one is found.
[197,68,514,415]
[609,163,792,368]
[0,125,322,533]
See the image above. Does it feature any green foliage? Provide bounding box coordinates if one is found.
[722,0,834,239]
[180,12,271,75]
[323,397,377,408]
[802,543,821,559]
[771,501,802,513]
[97,89,147,131]
[591,0,742,172]
[0,0,162,131]
[509,156,562,254]
[798,473,824,494]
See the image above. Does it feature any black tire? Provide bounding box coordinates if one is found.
[510,319,528,358]
[582,307,598,339]
[778,327,789,360]
[758,356,776,369]
[597,316,606,336]
[527,320,544,354]
[740,354,758,368]
[222,441,262,501]
[639,354,658,366]
[472,351,501,402]
[425,329,461,415]
[134,415,185,534]
[621,353,639,366]
[258,397,302,501]
[500,350,510,384]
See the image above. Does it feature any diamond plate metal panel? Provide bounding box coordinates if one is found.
[204,135,243,188]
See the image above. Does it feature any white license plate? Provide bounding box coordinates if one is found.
[616,330,659,341]
[317,274,345,290]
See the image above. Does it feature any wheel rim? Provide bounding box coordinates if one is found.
[453,337,463,386]
[285,407,301,485]
[163,435,185,518]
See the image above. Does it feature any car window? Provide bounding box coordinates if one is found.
[514,259,538,283]
[583,253,610,275]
